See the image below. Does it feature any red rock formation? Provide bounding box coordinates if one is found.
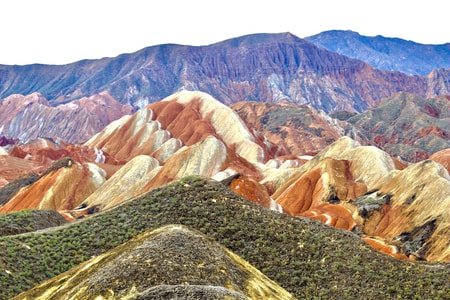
[7,138,123,177]
[273,158,366,231]
[429,148,450,173]
[362,237,409,260]
[352,160,450,261]
[274,158,367,210]
[229,176,273,209]
[0,155,43,182]
[301,203,356,230]
[0,178,9,188]
[148,100,219,147]
[0,159,105,214]
[231,101,343,156]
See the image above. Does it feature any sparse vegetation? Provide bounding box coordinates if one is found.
[1,176,449,299]
[0,209,67,236]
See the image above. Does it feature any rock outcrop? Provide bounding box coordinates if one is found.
[430,148,450,173]
[354,160,450,261]
[343,92,450,162]
[270,136,450,261]
[0,158,106,216]
[0,92,133,143]
[231,101,344,156]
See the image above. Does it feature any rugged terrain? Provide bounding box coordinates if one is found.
[3,176,450,299]
[0,31,449,299]
[0,91,449,260]
[339,92,450,162]
[1,33,449,113]
[0,92,133,143]
[306,30,450,75]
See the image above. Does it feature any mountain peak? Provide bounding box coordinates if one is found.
[212,32,306,48]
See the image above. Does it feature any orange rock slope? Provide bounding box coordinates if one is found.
[270,137,450,261]
[0,158,106,216]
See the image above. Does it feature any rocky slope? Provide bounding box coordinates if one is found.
[430,148,450,173]
[1,33,449,113]
[341,92,450,162]
[0,92,133,143]
[231,101,344,156]
[271,136,450,261]
[306,30,450,75]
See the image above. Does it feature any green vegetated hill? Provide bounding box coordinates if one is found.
[14,224,295,299]
[0,209,67,237]
[1,176,450,299]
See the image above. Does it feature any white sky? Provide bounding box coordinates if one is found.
[1,0,449,65]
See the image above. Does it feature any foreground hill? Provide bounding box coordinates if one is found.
[1,33,450,113]
[14,224,294,300]
[306,30,450,75]
[2,176,449,299]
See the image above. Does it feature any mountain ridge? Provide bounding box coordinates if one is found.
[306,30,450,75]
[1,32,449,113]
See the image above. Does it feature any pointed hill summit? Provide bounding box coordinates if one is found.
[13,225,295,300]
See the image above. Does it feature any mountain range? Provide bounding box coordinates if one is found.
[1,32,449,113]
[0,31,450,299]
[305,30,450,76]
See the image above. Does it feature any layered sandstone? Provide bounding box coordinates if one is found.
[0,158,106,214]
[72,155,161,215]
[231,101,344,156]
[354,160,450,261]
[1,89,450,264]
[270,136,450,261]
[0,92,132,144]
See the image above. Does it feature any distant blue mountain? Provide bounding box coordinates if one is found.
[305,30,450,75]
